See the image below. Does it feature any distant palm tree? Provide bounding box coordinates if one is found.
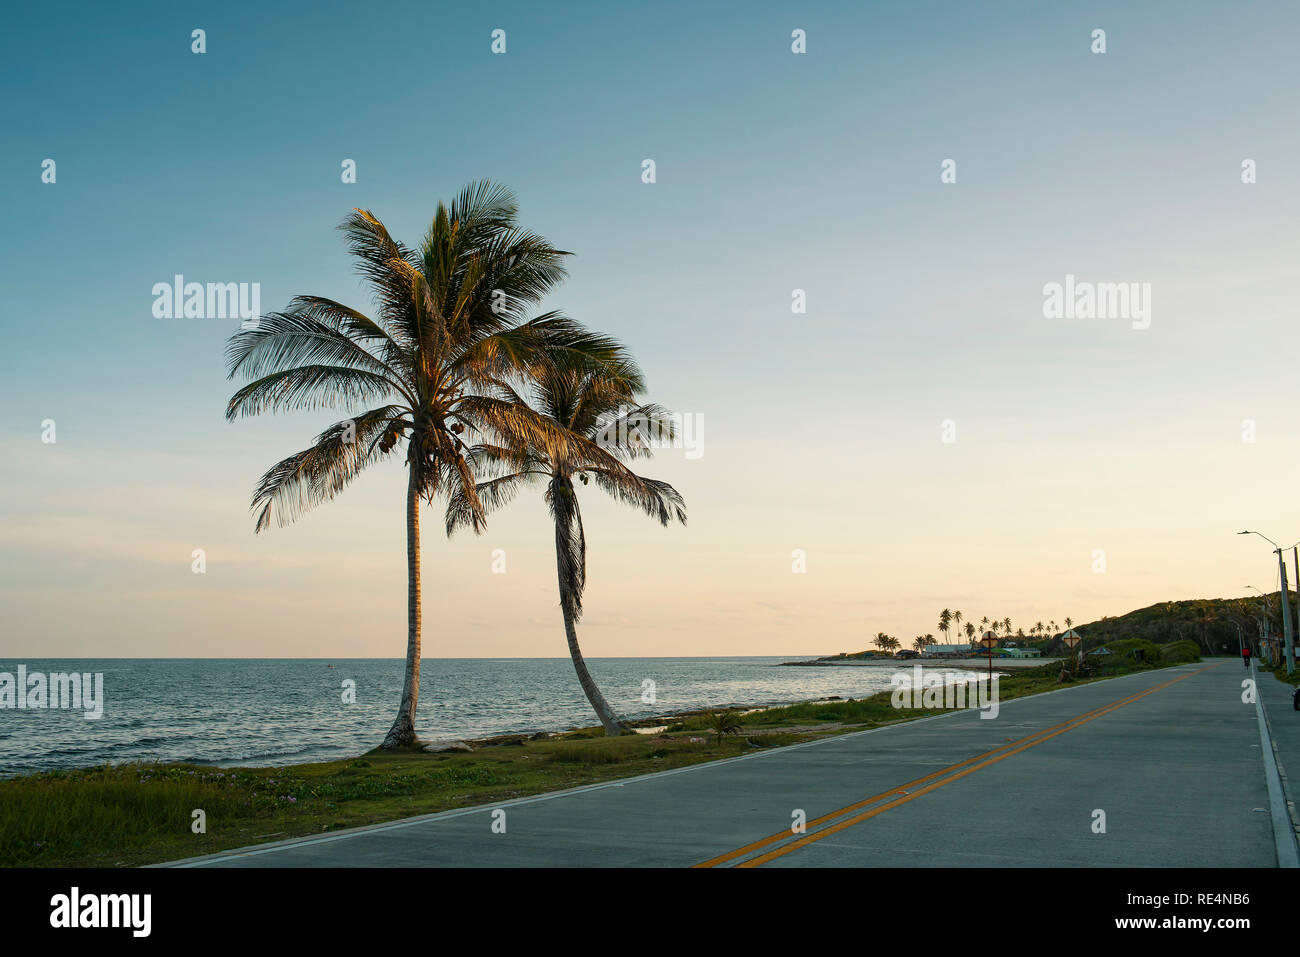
[1003,617,1012,635]
[952,610,963,638]
[226,182,580,749]
[1064,617,1074,630]
[980,616,990,635]
[913,636,928,651]
[874,632,892,652]
[964,621,976,643]
[446,340,686,735]
[1035,621,1044,638]
[938,608,952,644]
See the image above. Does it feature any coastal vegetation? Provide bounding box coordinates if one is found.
[854,596,1267,660]
[1067,596,1279,656]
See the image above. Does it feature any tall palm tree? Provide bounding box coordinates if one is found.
[225,181,584,749]
[1002,617,1012,635]
[952,610,963,639]
[446,342,686,735]
[938,608,952,644]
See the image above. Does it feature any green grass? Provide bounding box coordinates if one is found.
[0,730,808,867]
[1257,656,1300,687]
[0,649,1198,868]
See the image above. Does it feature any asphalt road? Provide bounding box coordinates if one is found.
[165,659,1293,868]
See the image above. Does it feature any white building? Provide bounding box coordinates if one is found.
[923,643,973,656]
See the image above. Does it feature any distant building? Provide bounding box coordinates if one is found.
[1002,647,1042,658]
[923,643,973,656]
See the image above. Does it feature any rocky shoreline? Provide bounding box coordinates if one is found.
[424,697,855,753]
[780,655,1058,672]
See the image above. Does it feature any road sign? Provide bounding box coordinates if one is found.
[1061,628,1082,649]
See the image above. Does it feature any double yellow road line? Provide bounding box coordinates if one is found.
[694,665,1213,868]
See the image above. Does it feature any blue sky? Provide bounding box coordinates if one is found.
[3,0,1299,657]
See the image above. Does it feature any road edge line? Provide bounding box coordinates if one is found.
[1251,661,1299,868]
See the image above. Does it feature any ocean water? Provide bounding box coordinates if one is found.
[0,657,983,776]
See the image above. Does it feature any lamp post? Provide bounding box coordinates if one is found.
[1239,531,1300,674]
[1245,585,1272,649]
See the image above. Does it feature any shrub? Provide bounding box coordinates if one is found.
[1160,639,1201,663]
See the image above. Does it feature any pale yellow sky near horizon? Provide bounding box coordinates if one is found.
[3,387,1296,660]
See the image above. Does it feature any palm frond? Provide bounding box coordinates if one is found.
[226,365,406,420]
[586,468,687,526]
[225,308,409,392]
[249,406,405,532]
[337,209,421,344]
[445,469,543,535]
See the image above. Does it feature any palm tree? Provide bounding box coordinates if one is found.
[952,610,963,639]
[913,636,928,651]
[446,341,685,735]
[707,710,744,746]
[938,608,952,644]
[1035,621,1044,639]
[226,182,581,749]
[964,621,976,645]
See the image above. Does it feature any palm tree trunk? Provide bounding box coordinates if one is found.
[383,466,422,748]
[554,518,626,737]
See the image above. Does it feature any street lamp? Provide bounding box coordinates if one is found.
[1245,585,1272,643]
[1239,531,1300,674]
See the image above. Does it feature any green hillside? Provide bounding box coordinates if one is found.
[1067,594,1280,656]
